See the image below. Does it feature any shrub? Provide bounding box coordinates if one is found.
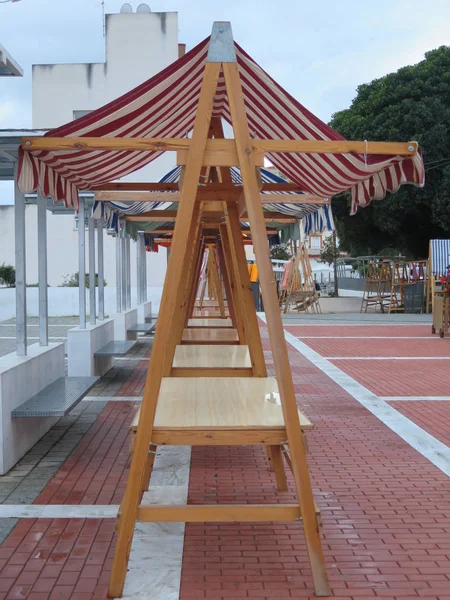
[0,264,15,287]
[60,272,107,288]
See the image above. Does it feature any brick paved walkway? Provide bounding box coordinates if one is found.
[0,323,449,600]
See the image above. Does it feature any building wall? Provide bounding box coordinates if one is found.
[20,10,180,289]
[0,205,167,288]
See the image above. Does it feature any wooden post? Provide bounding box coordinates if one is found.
[223,59,330,596]
[108,61,221,599]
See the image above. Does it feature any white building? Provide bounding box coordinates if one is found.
[0,6,184,290]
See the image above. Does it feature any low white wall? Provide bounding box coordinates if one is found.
[67,319,114,377]
[113,308,138,341]
[339,289,364,298]
[0,342,65,474]
[0,287,163,320]
[137,301,152,324]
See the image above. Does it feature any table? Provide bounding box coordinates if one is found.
[181,328,239,344]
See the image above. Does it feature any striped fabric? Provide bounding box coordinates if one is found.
[18,37,424,214]
[92,166,333,236]
[430,240,450,276]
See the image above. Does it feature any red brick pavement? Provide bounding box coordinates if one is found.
[0,400,140,600]
[299,338,450,358]
[328,359,450,397]
[288,326,433,338]
[1,325,450,600]
[388,401,450,447]
[179,329,450,600]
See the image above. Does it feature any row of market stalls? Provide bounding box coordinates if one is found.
[2,21,426,597]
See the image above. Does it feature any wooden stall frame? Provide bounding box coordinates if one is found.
[20,22,422,600]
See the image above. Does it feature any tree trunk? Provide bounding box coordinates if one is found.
[333,231,339,297]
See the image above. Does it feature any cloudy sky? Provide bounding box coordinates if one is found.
[1,0,450,200]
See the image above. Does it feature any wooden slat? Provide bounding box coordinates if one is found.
[171,367,253,377]
[151,428,290,446]
[23,136,418,156]
[125,210,297,224]
[177,147,265,167]
[95,190,326,204]
[137,504,301,522]
[93,182,306,193]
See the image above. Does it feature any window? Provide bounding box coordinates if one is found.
[310,236,321,250]
[73,110,93,120]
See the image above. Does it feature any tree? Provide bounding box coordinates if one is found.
[329,46,450,259]
[0,264,15,287]
[318,233,340,296]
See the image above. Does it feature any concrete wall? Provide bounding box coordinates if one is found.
[0,287,163,320]
[0,205,167,288]
[0,343,65,474]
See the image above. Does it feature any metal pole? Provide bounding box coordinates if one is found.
[78,197,86,329]
[121,227,127,311]
[14,162,27,356]
[116,229,122,313]
[126,236,131,309]
[137,233,142,304]
[142,235,147,302]
[37,191,48,346]
[98,221,105,320]
[88,216,96,325]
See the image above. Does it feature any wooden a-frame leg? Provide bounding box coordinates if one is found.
[187,244,206,321]
[223,61,330,596]
[108,62,221,599]
[224,205,267,376]
[142,444,157,494]
[208,244,226,317]
[219,224,248,344]
[216,240,240,334]
[269,445,288,491]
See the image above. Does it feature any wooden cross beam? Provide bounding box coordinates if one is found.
[91,182,308,193]
[125,210,297,223]
[95,190,328,204]
[22,136,418,156]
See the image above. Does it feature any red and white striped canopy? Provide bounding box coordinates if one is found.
[18,36,424,214]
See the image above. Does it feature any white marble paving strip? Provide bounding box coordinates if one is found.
[324,356,450,360]
[298,336,435,339]
[0,324,76,328]
[0,336,67,340]
[113,357,150,361]
[382,396,450,401]
[123,445,191,600]
[0,505,119,518]
[258,314,450,477]
[83,396,142,402]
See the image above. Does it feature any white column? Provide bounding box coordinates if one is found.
[126,236,131,309]
[121,227,127,310]
[78,197,86,329]
[37,191,48,346]
[143,235,148,302]
[137,233,142,304]
[88,216,96,325]
[98,222,105,320]
[14,163,27,356]
[116,230,122,313]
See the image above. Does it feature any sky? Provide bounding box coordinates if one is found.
[1,0,450,201]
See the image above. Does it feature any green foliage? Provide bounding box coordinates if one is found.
[59,273,107,288]
[330,46,450,258]
[270,244,291,261]
[0,263,15,287]
[318,236,340,266]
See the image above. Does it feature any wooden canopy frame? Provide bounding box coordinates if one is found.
[21,22,421,599]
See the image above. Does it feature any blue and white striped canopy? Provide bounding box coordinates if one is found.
[92,166,334,237]
[430,240,450,276]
